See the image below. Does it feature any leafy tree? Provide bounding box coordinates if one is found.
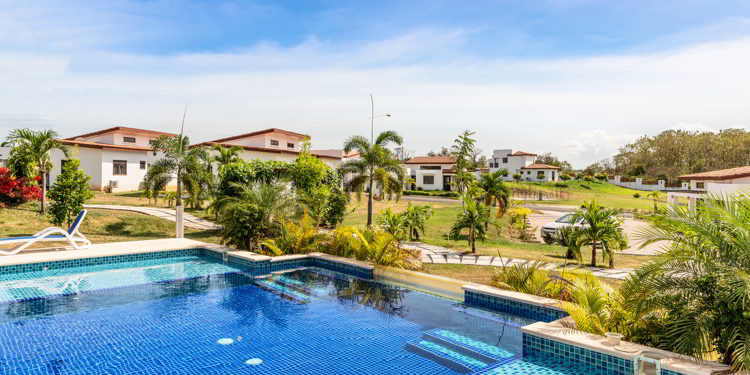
[478,171,511,218]
[47,159,94,226]
[449,195,494,253]
[450,130,477,193]
[535,152,573,172]
[569,200,628,268]
[512,173,522,182]
[427,147,451,157]
[338,130,405,226]
[212,182,296,250]
[626,196,750,371]
[3,129,70,213]
[211,144,243,169]
[401,203,432,241]
[560,173,572,181]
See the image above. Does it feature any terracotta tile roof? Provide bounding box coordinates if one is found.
[191,141,340,160]
[62,139,152,152]
[521,163,560,170]
[679,166,750,181]
[510,151,537,156]
[204,128,309,144]
[66,126,176,140]
[404,156,457,164]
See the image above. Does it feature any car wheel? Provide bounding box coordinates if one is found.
[542,235,555,245]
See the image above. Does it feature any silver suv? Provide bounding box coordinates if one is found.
[540,213,585,244]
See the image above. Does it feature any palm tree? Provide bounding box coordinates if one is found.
[377,207,406,240]
[338,130,405,226]
[478,171,511,218]
[569,200,627,268]
[212,144,242,168]
[147,136,213,209]
[3,129,70,213]
[401,203,432,241]
[449,195,493,253]
[626,195,750,371]
[646,190,662,212]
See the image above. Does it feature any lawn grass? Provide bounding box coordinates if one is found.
[0,202,221,250]
[508,180,662,211]
[342,198,648,269]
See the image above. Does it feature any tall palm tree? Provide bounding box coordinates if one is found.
[478,171,511,217]
[570,200,628,268]
[338,130,405,226]
[147,136,212,209]
[627,195,750,371]
[449,195,493,253]
[211,144,243,168]
[3,129,70,213]
[646,190,662,212]
[401,203,432,241]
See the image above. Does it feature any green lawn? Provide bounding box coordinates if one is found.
[508,180,663,211]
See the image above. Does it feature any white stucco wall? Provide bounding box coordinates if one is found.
[79,131,158,148]
[100,150,151,192]
[50,147,104,190]
[227,133,302,151]
[489,149,536,181]
[519,168,559,182]
[411,164,450,191]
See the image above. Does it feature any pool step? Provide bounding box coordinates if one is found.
[254,279,314,304]
[474,355,523,374]
[405,339,490,374]
[271,275,331,297]
[422,329,516,363]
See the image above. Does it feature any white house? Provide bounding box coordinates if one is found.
[669,166,750,211]
[49,126,176,192]
[404,156,457,191]
[488,149,560,182]
[193,128,342,169]
[0,146,10,167]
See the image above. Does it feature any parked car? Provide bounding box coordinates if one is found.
[540,213,585,244]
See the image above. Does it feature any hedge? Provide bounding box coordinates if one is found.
[402,190,459,198]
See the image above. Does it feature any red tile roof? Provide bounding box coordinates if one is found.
[510,151,537,156]
[521,163,560,170]
[66,126,176,140]
[62,139,152,152]
[679,166,750,181]
[404,156,457,164]
[204,128,309,144]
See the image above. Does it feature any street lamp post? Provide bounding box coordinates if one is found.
[366,93,391,226]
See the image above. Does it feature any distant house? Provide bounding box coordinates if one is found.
[0,146,10,167]
[192,128,342,169]
[404,156,457,191]
[669,166,750,211]
[488,149,560,181]
[50,126,176,192]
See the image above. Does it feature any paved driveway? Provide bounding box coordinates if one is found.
[528,210,667,256]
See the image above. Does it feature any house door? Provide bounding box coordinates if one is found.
[443,176,452,191]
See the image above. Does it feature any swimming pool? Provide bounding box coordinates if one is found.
[0,251,622,374]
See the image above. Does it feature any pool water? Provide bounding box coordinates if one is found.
[0,255,610,374]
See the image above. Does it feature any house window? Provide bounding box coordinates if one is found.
[502,157,508,163]
[270,140,279,146]
[140,161,146,170]
[287,142,294,148]
[527,171,531,175]
[696,181,705,189]
[423,175,435,185]
[420,165,441,170]
[113,160,127,176]
[537,171,545,179]
[123,136,136,143]
[149,139,157,145]
[551,171,556,180]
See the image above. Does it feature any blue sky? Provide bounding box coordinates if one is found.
[2,0,750,166]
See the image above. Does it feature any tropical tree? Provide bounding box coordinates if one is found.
[260,213,326,256]
[147,135,213,209]
[3,129,71,213]
[478,171,511,218]
[625,195,750,371]
[401,203,432,241]
[47,159,94,226]
[450,130,477,193]
[377,207,406,239]
[338,130,405,226]
[569,200,628,268]
[211,144,243,169]
[211,182,296,250]
[449,195,494,253]
[646,190,662,212]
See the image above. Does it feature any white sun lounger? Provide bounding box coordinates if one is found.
[0,210,91,255]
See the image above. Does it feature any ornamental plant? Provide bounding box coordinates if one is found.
[0,167,41,207]
[47,159,94,226]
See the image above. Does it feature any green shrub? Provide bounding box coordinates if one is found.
[402,190,458,198]
[633,193,640,198]
[47,159,94,226]
[560,173,572,181]
[554,182,568,188]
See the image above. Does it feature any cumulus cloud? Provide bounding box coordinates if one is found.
[563,130,640,165]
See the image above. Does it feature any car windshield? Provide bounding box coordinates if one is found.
[555,214,576,224]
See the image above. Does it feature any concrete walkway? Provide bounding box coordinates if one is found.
[83,204,221,230]
[404,242,635,280]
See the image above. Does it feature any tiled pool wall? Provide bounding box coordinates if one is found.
[0,248,374,280]
[523,333,633,375]
[464,290,567,323]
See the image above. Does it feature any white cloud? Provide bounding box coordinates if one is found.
[1,24,750,168]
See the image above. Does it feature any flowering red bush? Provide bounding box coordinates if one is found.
[0,167,42,206]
